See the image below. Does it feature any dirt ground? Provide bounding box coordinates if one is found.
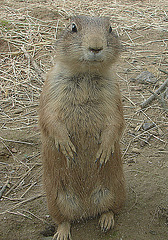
[0,0,168,240]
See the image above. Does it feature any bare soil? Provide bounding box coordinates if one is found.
[0,0,168,240]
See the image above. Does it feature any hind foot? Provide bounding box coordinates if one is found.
[53,222,72,240]
[99,211,115,232]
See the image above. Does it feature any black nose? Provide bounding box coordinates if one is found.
[89,47,103,54]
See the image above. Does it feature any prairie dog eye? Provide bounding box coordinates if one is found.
[109,26,112,33]
[72,23,77,32]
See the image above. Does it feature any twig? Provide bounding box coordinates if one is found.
[21,45,44,81]
[123,94,136,106]
[20,182,37,198]
[158,151,168,153]
[22,209,50,224]
[0,136,35,145]
[122,139,133,159]
[125,170,149,174]
[152,134,167,144]
[122,122,166,158]
[0,139,29,168]
[0,140,15,160]
[0,193,43,215]
[0,180,10,199]
[7,209,50,224]
[128,187,138,212]
[3,196,26,201]
[5,164,36,196]
[159,69,168,75]
[6,210,33,220]
[140,78,168,108]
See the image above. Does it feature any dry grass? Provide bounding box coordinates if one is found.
[0,0,168,227]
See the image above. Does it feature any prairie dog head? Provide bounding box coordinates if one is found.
[56,15,120,71]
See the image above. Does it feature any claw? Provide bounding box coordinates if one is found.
[99,162,103,168]
[99,211,115,232]
[99,152,107,165]
[68,141,76,155]
[53,222,71,240]
[55,141,59,152]
[58,144,60,152]
[96,144,114,166]
[54,137,77,164]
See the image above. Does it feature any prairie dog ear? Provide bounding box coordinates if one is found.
[69,15,81,23]
[103,16,111,21]
[70,15,77,21]
[103,16,112,26]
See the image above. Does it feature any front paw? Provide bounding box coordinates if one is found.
[99,211,115,232]
[95,142,114,168]
[55,138,76,165]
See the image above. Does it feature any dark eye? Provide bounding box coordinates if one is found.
[72,23,77,32]
[109,26,112,33]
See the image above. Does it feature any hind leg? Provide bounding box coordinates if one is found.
[42,141,74,239]
[97,145,125,232]
[99,211,115,232]
[53,222,72,240]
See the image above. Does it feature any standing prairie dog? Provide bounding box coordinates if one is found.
[39,15,126,240]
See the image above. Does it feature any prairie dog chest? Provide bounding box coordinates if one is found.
[56,73,107,133]
[67,73,103,102]
[60,73,105,115]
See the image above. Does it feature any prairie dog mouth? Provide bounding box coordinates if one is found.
[82,48,104,62]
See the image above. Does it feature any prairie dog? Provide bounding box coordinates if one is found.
[39,15,126,240]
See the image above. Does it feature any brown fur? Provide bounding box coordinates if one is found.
[39,15,126,239]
